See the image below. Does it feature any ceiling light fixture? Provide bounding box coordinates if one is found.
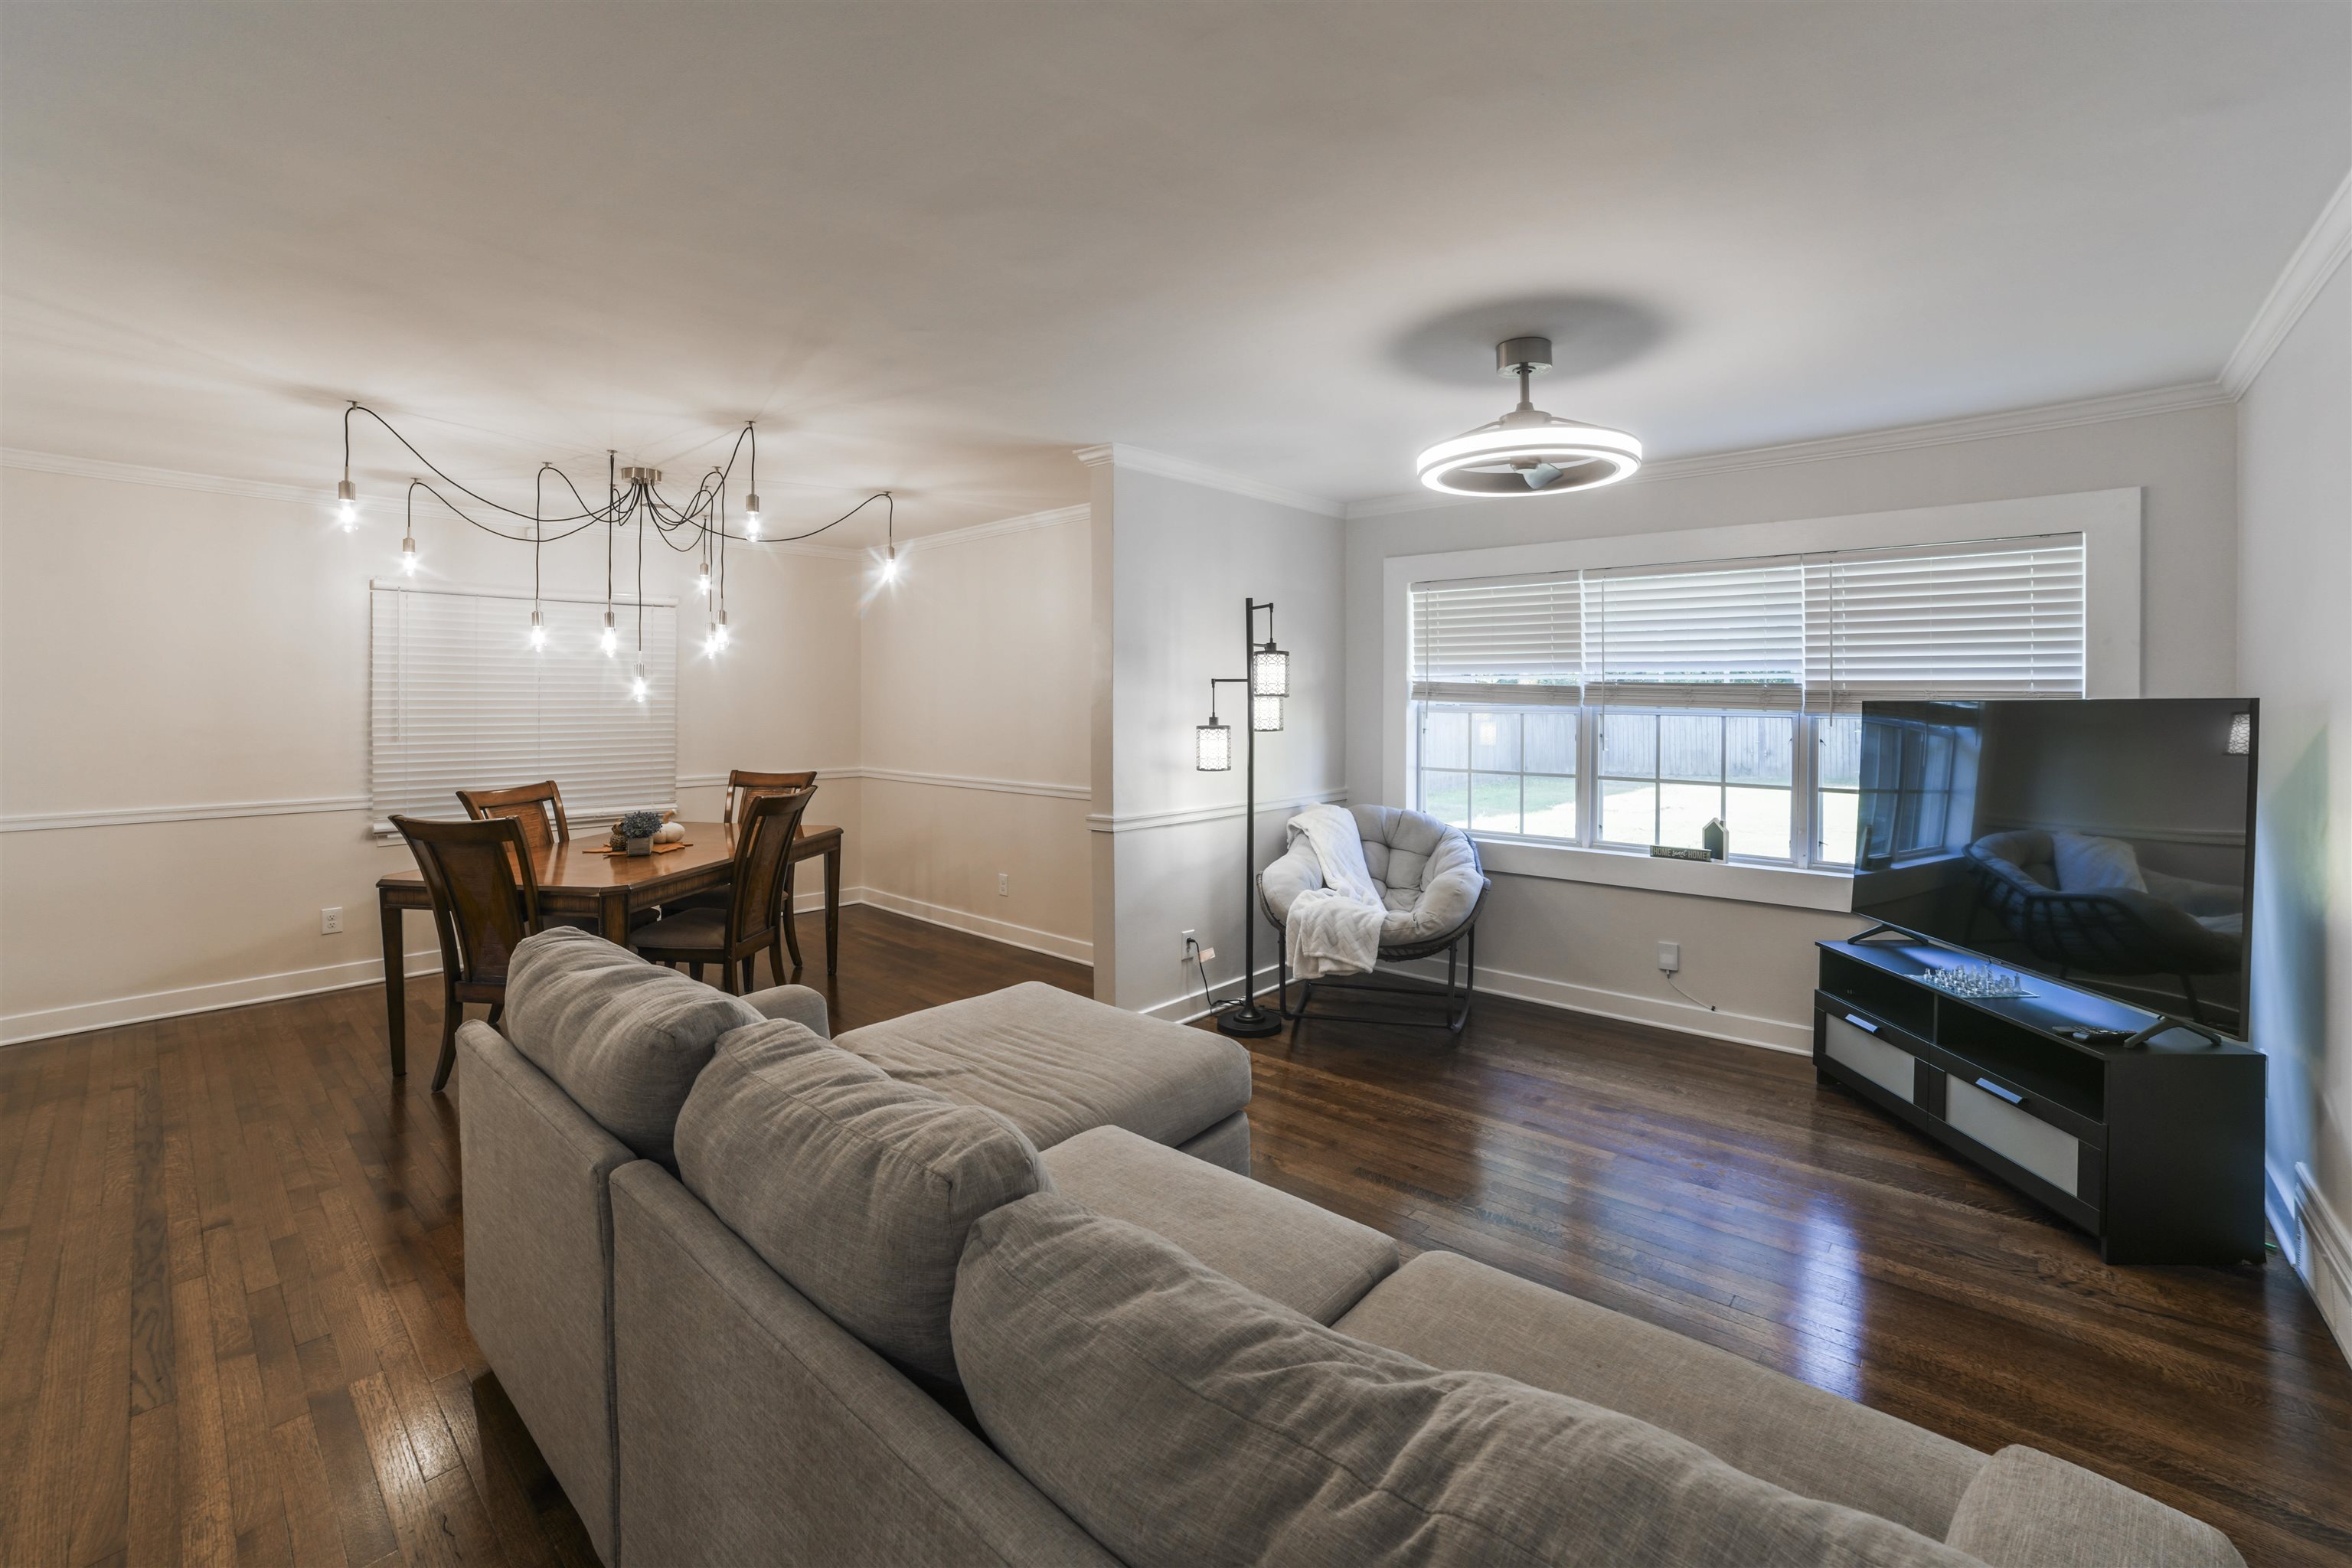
[341,407,893,691]
[1415,337,1642,497]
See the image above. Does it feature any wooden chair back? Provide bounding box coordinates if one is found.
[730,789,814,943]
[456,780,570,855]
[723,769,817,828]
[393,815,541,989]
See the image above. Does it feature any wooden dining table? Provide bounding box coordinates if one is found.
[377,820,842,1077]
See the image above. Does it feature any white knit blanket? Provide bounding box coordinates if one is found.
[1283,805,1386,979]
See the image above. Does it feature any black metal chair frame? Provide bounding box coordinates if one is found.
[1259,856,1491,1040]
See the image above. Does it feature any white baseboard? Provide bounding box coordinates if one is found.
[2,949,446,1047]
[1391,955,1812,1055]
[1138,962,1285,1024]
[2292,1163,2352,1367]
[855,887,1093,965]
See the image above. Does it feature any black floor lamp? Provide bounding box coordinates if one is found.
[1194,596,1289,1038]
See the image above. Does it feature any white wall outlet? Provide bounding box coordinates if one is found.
[320,906,344,936]
[1657,940,1681,973]
[997,872,1009,897]
[1181,929,1197,960]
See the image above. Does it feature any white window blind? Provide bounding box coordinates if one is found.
[1410,531,2084,713]
[370,584,678,830]
[1802,534,2085,710]
[1587,557,1805,710]
[1410,573,1583,704]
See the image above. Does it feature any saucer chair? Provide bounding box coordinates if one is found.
[1257,805,1491,1037]
[1965,829,2243,1024]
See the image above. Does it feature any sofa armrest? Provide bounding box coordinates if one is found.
[1945,1446,2243,1567]
[744,983,830,1038]
[1039,1125,1396,1324]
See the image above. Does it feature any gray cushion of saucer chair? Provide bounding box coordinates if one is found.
[1257,805,1488,961]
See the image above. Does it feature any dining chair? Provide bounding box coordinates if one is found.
[457,779,570,852]
[722,769,818,828]
[629,789,813,993]
[676,770,820,969]
[392,814,544,1093]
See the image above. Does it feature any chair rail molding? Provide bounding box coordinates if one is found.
[1088,786,1348,835]
[0,794,373,833]
[1073,443,1344,518]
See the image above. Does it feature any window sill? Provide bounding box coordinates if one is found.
[1465,832,1857,913]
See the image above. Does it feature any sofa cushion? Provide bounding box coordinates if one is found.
[1040,1125,1396,1322]
[1334,1251,1988,1541]
[834,981,1250,1152]
[675,1019,1049,1383]
[952,1194,1975,1568]
[503,925,762,1163]
[1944,1446,2243,1568]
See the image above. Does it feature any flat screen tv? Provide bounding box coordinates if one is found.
[1847,697,2256,1036]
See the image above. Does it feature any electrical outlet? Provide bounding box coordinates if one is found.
[997,872,1009,897]
[1656,940,1681,973]
[320,906,344,936]
[1181,929,1197,961]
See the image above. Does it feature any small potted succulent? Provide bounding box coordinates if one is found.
[619,808,665,857]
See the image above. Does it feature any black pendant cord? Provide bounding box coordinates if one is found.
[344,403,891,548]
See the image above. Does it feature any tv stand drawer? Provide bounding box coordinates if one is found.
[1946,1075,2082,1197]
[1822,1013,1918,1102]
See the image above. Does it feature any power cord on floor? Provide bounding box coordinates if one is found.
[1667,972,1717,1012]
[1188,937,1240,1017]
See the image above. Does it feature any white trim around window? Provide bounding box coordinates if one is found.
[1378,488,2143,909]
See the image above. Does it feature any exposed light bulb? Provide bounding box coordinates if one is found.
[336,479,358,531]
[696,564,713,599]
[881,544,899,583]
[599,610,618,657]
[744,493,761,539]
[710,611,732,652]
[400,533,418,574]
[528,610,547,651]
[630,664,648,702]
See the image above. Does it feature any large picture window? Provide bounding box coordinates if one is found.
[1408,534,2083,868]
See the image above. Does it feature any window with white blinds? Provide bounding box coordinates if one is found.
[369,585,678,830]
[1410,532,2084,710]
[1407,530,2086,867]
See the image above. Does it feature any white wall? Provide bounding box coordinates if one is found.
[1344,400,2239,1049]
[857,509,1094,962]
[2236,257,2352,1350]
[0,462,864,1040]
[1087,457,1346,1014]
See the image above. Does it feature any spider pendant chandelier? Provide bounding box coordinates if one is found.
[1415,337,1642,497]
[335,404,892,697]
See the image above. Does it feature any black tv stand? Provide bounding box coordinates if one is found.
[1814,936,2265,1266]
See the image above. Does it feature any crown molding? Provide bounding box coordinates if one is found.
[1343,381,2233,520]
[902,503,1089,554]
[2221,168,2352,399]
[1073,443,1343,518]
[1,446,863,558]
[0,447,381,511]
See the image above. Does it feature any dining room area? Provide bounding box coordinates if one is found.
[377,772,846,1090]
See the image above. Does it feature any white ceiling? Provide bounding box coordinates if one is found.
[4,2,2346,540]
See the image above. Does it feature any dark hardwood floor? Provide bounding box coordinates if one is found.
[2,904,2345,1566]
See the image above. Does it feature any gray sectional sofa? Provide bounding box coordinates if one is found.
[459,926,2244,1567]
